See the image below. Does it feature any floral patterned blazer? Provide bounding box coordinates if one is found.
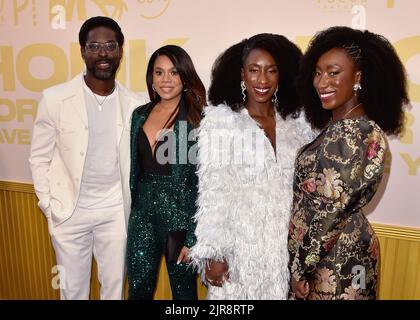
[288,117,385,300]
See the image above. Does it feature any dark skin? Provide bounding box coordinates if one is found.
[292,48,367,299]
[243,48,278,153]
[205,259,230,287]
[81,26,123,95]
[205,49,279,287]
[292,277,309,299]
[247,112,276,152]
[314,48,365,122]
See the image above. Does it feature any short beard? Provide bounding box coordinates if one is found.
[87,61,119,80]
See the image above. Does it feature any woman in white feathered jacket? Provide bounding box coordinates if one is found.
[189,34,314,299]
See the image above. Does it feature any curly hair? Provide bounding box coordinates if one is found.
[79,16,124,47]
[146,45,207,128]
[297,26,408,135]
[208,33,303,119]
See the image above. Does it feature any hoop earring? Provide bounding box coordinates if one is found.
[241,80,246,102]
[272,86,278,105]
[152,84,156,92]
[353,83,362,92]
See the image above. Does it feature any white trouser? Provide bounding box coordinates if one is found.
[49,205,126,300]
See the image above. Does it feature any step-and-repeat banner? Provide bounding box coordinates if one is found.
[0,0,419,227]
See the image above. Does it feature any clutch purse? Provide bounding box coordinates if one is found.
[165,229,187,263]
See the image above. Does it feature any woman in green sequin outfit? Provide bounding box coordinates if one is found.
[127,45,206,299]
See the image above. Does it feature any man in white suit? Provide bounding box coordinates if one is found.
[29,16,144,300]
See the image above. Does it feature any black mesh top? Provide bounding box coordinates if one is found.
[137,126,174,176]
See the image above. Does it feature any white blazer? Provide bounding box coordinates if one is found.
[29,73,145,228]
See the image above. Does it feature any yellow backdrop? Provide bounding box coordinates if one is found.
[1,181,419,300]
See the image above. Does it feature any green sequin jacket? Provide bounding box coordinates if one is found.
[129,99,198,248]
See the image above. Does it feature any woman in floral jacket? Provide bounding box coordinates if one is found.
[288,26,408,300]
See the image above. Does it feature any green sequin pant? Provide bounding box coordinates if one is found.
[127,173,197,300]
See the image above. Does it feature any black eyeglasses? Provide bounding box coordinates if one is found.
[85,41,119,53]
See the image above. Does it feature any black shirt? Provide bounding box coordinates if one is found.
[137,126,174,176]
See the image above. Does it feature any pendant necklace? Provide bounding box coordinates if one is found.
[91,86,115,111]
[341,102,362,119]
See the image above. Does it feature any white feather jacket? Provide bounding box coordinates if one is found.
[189,104,314,300]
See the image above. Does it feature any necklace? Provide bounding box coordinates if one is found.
[91,86,116,111]
[247,106,276,121]
[340,102,362,120]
